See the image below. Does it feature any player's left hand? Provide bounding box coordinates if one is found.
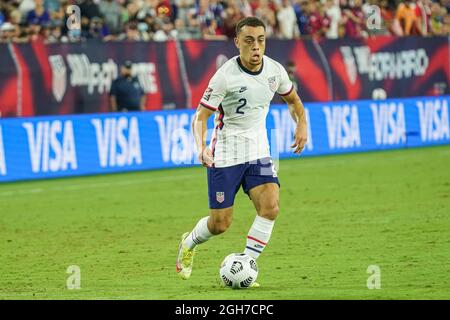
[199,147,215,167]
[292,123,308,154]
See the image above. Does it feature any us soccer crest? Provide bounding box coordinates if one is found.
[268,76,277,92]
[216,192,225,203]
[48,55,67,102]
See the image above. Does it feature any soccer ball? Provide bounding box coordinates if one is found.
[219,253,258,289]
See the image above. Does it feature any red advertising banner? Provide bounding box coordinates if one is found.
[0,44,19,117]
[0,36,448,117]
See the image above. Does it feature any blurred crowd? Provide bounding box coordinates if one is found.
[0,0,449,43]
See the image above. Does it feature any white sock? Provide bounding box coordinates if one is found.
[244,215,275,259]
[183,216,214,250]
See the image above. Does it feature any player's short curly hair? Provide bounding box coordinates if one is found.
[235,17,266,36]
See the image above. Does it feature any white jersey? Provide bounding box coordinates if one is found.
[200,55,293,168]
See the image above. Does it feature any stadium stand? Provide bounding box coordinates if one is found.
[0,0,449,43]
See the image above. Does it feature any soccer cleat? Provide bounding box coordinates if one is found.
[176,232,196,280]
[250,282,260,288]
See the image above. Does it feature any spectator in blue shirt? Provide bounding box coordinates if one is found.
[293,0,310,36]
[0,11,5,26]
[27,0,50,26]
[110,61,146,112]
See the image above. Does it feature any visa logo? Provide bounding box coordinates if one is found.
[22,120,78,173]
[154,113,196,165]
[417,99,449,142]
[370,102,406,146]
[91,117,142,168]
[0,125,6,175]
[271,108,313,153]
[323,105,361,149]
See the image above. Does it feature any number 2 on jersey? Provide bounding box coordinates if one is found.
[236,98,247,114]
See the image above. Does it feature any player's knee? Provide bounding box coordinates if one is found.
[210,221,231,235]
[260,201,279,220]
[209,215,232,235]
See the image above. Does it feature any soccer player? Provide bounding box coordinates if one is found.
[176,17,308,284]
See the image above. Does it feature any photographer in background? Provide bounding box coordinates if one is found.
[109,61,146,112]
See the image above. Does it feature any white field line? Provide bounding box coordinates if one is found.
[0,292,175,299]
[0,173,198,198]
[1,147,448,198]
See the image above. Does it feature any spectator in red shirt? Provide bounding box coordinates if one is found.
[202,18,227,40]
[222,0,245,38]
[342,0,365,38]
[255,0,277,37]
[414,0,432,36]
[156,0,172,19]
[307,1,330,39]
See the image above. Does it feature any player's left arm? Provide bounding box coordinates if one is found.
[281,89,308,154]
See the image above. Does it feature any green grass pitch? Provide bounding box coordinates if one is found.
[0,145,449,300]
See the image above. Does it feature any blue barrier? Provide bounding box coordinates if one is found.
[0,96,449,182]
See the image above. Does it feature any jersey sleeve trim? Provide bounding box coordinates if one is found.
[278,83,294,96]
[200,101,218,111]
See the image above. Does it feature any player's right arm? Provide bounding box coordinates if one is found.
[192,106,215,167]
[192,71,227,167]
[110,96,118,112]
[109,80,118,112]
